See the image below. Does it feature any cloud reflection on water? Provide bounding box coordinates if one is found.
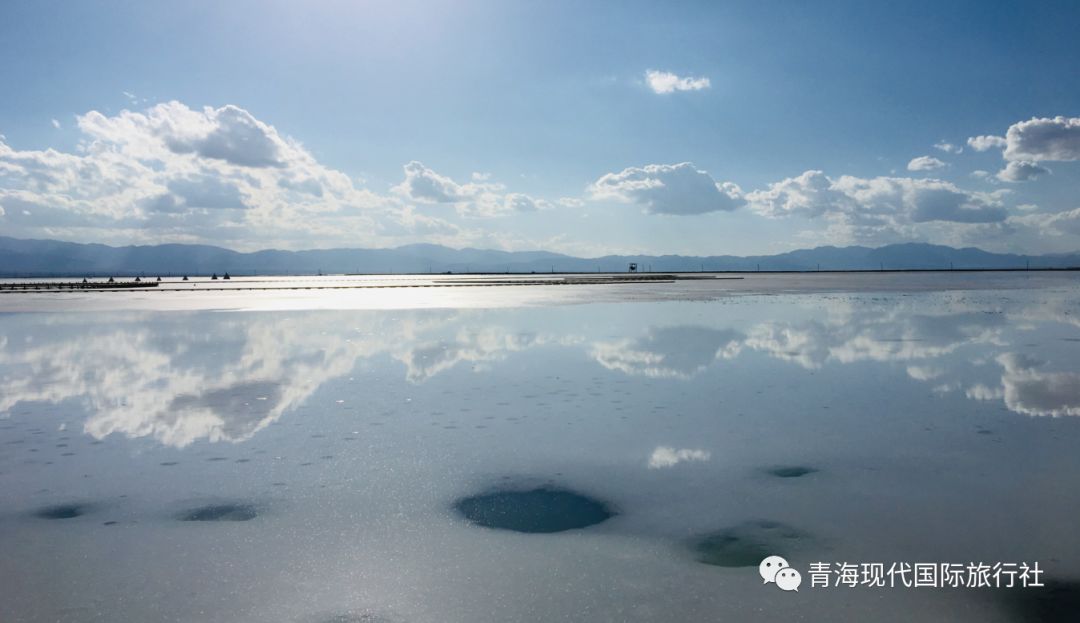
[1,295,1078,449]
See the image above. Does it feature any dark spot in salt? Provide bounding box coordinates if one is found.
[177,503,258,522]
[34,503,86,519]
[765,466,818,478]
[692,520,810,567]
[455,486,615,533]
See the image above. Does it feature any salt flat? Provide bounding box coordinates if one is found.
[0,271,1074,313]
[1,272,1079,622]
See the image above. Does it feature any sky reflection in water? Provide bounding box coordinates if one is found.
[1,284,1080,622]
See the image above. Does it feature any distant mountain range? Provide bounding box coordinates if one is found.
[1,236,1078,276]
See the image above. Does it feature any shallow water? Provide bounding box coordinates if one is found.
[1,273,1079,622]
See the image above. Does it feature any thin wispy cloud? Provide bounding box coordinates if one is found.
[934,142,962,154]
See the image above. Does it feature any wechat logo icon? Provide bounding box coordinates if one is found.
[760,555,802,592]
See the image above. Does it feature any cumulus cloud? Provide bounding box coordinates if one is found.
[968,116,1080,163]
[1008,207,1080,237]
[0,102,495,249]
[934,142,962,154]
[1001,116,1080,162]
[743,168,1010,244]
[77,102,294,168]
[645,70,711,94]
[967,135,1007,151]
[395,160,473,203]
[165,175,248,210]
[747,170,1008,239]
[51,118,61,129]
[907,156,947,171]
[996,160,1050,182]
[392,161,551,217]
[588,162,745,215]
[503,193,547,212]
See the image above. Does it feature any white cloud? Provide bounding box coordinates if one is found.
[588,162,745,215]
[968,116,1080,162]
[967,135,1007,151]
[1009,207,1080,236]
[394,160,474,203]
[78,102,293,168]
[392,161,551,217]
[996,160,1050,182]
[0,101,473,249]
[645,70,711,94]
[502,192,549,213]
[51,118,61,129]
[747,171,1007,232]
[1002,116,1080,162]
[907,155,947,171]
[934,142,962,154]
[648,446,711,469]
[745,170,841,219]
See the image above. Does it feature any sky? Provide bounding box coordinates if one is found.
[1,0,1079,257]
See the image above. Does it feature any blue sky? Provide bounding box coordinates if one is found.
[1,0,1079,255]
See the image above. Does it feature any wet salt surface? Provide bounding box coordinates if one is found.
[0,273,1079,622]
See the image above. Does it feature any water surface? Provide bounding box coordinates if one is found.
[1,273,1079,622]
